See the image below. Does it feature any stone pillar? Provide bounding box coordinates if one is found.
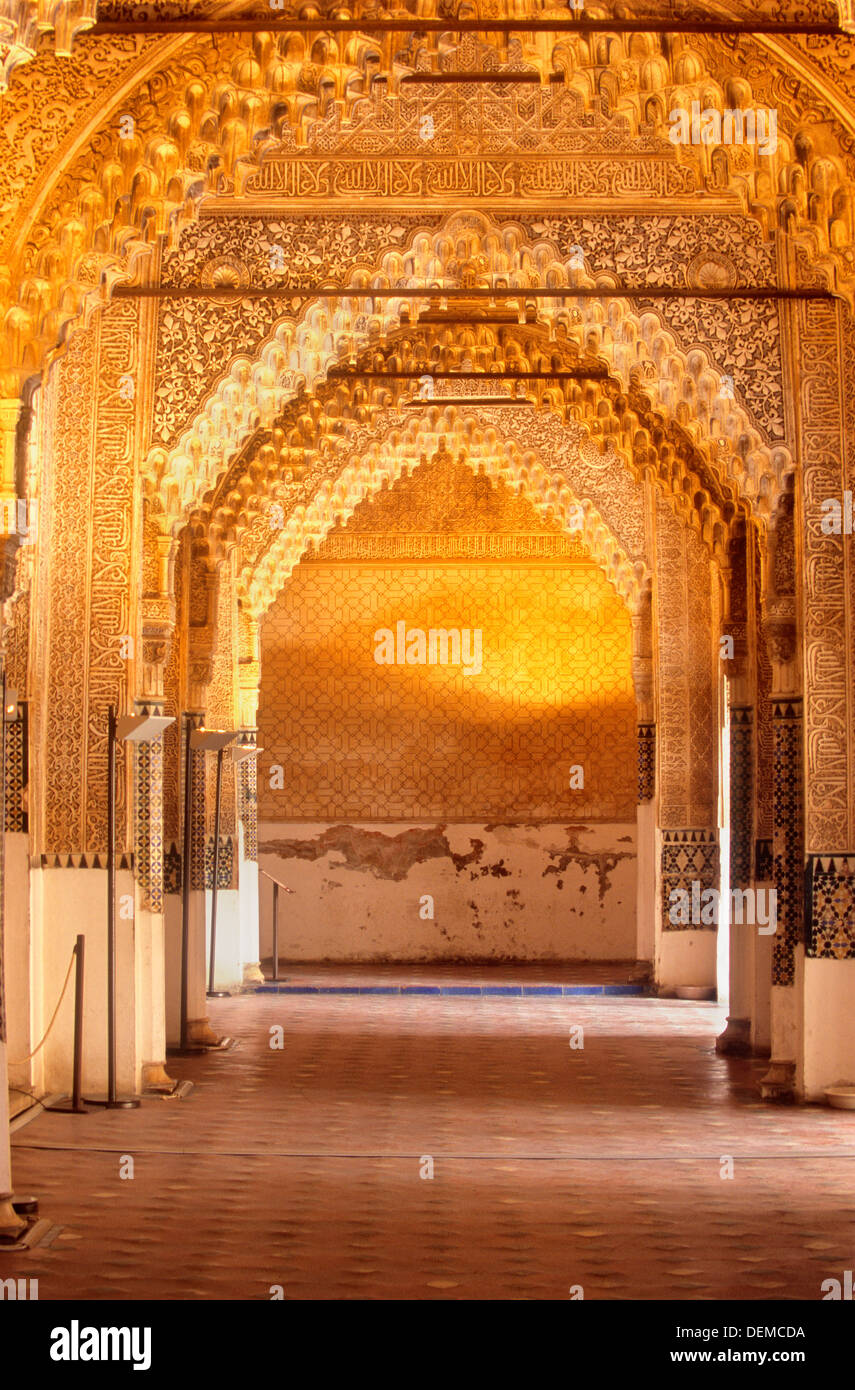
[237,612,262,984]
[658,827,720,988]
[717,528,755,1055]
[1,398,32,1233]
[802,854,855,1098]
[184,706,219,1046]
[131,705,175,1091]
[751,530,775,1055]
[236,730,262,985]
[796,294,855,1100]
[0,665,25,1236]
[760,598,802,1101]
[32,303,153,1097]
[653,498,719,992]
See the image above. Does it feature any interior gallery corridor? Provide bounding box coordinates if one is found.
[6,980,855,1302]
[2,0,855,1341]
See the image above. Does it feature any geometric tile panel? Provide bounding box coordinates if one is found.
[164,841,182,896]
[637,723,655,803]
[203,834,235,890]
[133,734,165,913]
[190,743,207,890]
[805,854,855,959]
[162,837,234,891]
[755,838,774,882]
[259,560,637,822]
[3,708,27,833]
[661,828,720,932]
[729,706,753,890]
[237,753,258,862]
[772,699,803,986]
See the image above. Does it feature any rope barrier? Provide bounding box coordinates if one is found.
[9,944,77,1066]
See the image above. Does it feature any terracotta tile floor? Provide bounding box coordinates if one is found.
[4,985,855,1300]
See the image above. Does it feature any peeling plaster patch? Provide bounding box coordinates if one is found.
[542,826,635,905]
[450,839,485,873]
[483,858,511,878]
[467,899,484,934]
[468,853,510,880]
[259,824,484,881]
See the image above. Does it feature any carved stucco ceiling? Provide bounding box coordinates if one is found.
[4,7,855,393]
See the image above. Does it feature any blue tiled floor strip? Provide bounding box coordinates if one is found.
[250,983,644,996]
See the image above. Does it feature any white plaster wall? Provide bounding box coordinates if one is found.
[799,957,855,1100]
[770,978,798,1063]
[187,891,207,1027]
[656,930,718,993]
[258,820,636,961]
[752,922,773,1054]
[164,893,182,1047]
[206,888,242,991]
[37,869,138,1095]
[238,828,261,982]
[0,1041,12,1199]
[133,899,168,1076]
[3,832,35,1112]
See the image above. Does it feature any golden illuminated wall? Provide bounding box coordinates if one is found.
[258,465,636,823]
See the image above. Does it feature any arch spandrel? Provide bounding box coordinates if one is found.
[142,212,789,558]
[150,209,787,456]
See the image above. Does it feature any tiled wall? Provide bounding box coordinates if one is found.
[259,558,637,822]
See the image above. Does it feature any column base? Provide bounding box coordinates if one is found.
[0,1195,27,1239]
[188,1017,221,1047]
[759,1058,796,1102]
[716,1016,752,1056]
[242,961,265,985]
[141,1062,178,1093]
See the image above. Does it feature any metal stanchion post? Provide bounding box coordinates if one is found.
[272,881,279,982]
[87,707,139,1109]
[207,746,228,998]
[180,712,193,1049]
[46,936,88,1114]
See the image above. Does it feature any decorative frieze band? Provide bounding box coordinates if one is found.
[39,852,134,870]
[237,153,698,203]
